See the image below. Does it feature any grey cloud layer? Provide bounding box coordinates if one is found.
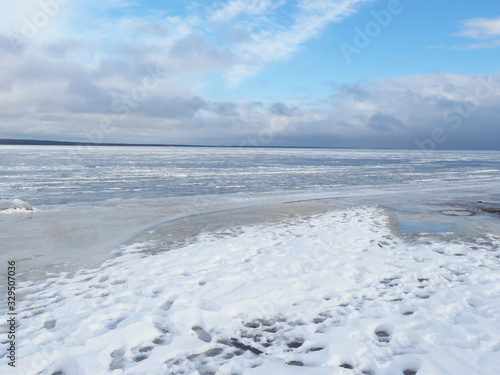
[1,31,499,150]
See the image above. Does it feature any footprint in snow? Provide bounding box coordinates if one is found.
[339,363,353,369]
[109,348,125,370]
[192,326,212,343]
[287,338,304,349]
[133,345,153,362]
[374,324,393,343]
[105,316,126,330]
[159,299,174,311]
[44,319,57,330]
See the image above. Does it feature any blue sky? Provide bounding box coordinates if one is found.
[1,0,500,148]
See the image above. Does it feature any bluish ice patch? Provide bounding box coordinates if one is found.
[396,219,455,234]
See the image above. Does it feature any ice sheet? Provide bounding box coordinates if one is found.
[1,146,500,374]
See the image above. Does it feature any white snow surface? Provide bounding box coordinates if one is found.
[2,206,500,375]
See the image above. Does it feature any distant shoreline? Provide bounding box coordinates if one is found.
[2,139,499,151]
[0,138,352,149]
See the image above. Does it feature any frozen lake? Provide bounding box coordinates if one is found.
[1,146,500,374]
[1,146,499,277]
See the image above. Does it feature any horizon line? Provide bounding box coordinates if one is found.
[1,138,500,151]
[0,138,355,149]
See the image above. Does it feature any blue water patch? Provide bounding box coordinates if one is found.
[397,219,455,234]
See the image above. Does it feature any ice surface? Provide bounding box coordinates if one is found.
[2,146,500,280]
[1,146,500,374]
[2,146,500,206]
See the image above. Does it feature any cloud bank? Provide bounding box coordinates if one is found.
[1,1,499,150]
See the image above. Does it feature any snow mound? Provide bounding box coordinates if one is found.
[0,198,34,214]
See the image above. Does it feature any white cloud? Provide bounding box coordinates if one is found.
[443,16,500,50]
[2,52,499,149]
[451,39,500,50]
[0,1,43,32]
[453,16,500,39]
[210,0,281,22]
[222,0,371,85]
[5,0,371,91]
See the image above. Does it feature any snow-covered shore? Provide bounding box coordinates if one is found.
[3,206,500,375]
